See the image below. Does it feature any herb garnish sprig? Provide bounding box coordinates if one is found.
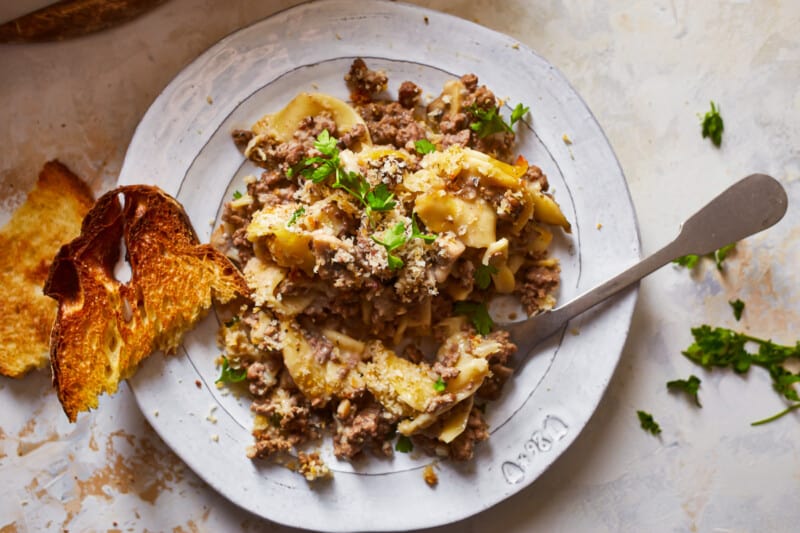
[453,301,493,335]
[216,356,247,384]
[293,130,397,216]
[371,215,436,270]
[469,102,529,138]
[683,325,800,424]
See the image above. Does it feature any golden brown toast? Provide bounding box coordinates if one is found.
[0,161,94,378]
[44,185,249,421]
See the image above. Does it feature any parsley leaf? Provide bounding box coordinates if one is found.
[637,410,662,435]
[410,214,436,243]
[673,243,736,271]
[701,101,724,147]
[667,375,702,407]
[373,222,407,252]
[673,254,699,269]
[434,377,446,393]
[683,325,800,423]
[395,435,413,453]
[469,106,512,138]
[215,356,247,384]
[414,139,436,155]
[224,316,240,328]
[286,206,305,227]
[232,190,243,200]
[372,222,407,270]
[751,404,800,426]
[729,298,745,321]
[714,243,736,271]
[365,183,396,213]
[454,301,493,335]
[509,103,530,126]
[474,264,498,290]
[313,128,338,156]
[469,102,529,138]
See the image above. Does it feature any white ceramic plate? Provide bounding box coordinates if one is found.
[121,1,640,530]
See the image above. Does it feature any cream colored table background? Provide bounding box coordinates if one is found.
[1,1,799,531]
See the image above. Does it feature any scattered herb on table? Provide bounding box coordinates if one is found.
[637,410,662,435]
[701,101,724,147]
[673,243,736,271]
[667,375,702,407]
[729,299,745,321]
[683,325,800,424]
[454,301,493,335]
[216,356,247,384]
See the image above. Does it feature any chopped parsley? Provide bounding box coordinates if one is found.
[293,130,398,216]
[454,301,493,335]
[714,243,736,271]
[474,264,498,290]
[434,377,446,393]
[371,215,436,270]
[215,356,247,384]
[468,101,529,138]
[286,206,305,227]
[414,138,436,155]
[667,375,702,407]
[729,298,745,321]
[509,103,530,127]
[224,315,240,328]
[372,222,407,270]
[683,325,800,424]
[637,410,662,435]
[673,243,736,271]
[395,435,413,453]
[701,101,724,147]
[672,254,700,269]
[232,190,243,200]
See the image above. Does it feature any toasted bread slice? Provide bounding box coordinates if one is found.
[0,161,94,378]
[44,185,249,421]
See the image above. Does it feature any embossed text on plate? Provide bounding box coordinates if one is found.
[501,414,569,484]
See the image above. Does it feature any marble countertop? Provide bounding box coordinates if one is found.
[1,1,798,531]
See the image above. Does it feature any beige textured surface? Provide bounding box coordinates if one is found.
[1,1,799,531]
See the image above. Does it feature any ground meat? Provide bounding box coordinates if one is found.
[357,101,426,151]
[439,112,469,134]
[523,164,549,191]
[339,123,368,149]
[345,58,388,104]
[432,361,460,381]
[398,81,421,109]
[517,263,561,315]
[232,129,254,151]
[247,362,277,397]
[460,73,478,91]
[477,363,514,400]
[447,407,489,461]
[441,129,471,150]
[333,398,395,459]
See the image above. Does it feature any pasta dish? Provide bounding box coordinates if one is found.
[211,59,569,480]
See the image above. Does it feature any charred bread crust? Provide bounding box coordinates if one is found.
[0,161,94,378]
[45,185,249,421]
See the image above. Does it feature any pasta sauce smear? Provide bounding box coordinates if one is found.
[212,59,570,480]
